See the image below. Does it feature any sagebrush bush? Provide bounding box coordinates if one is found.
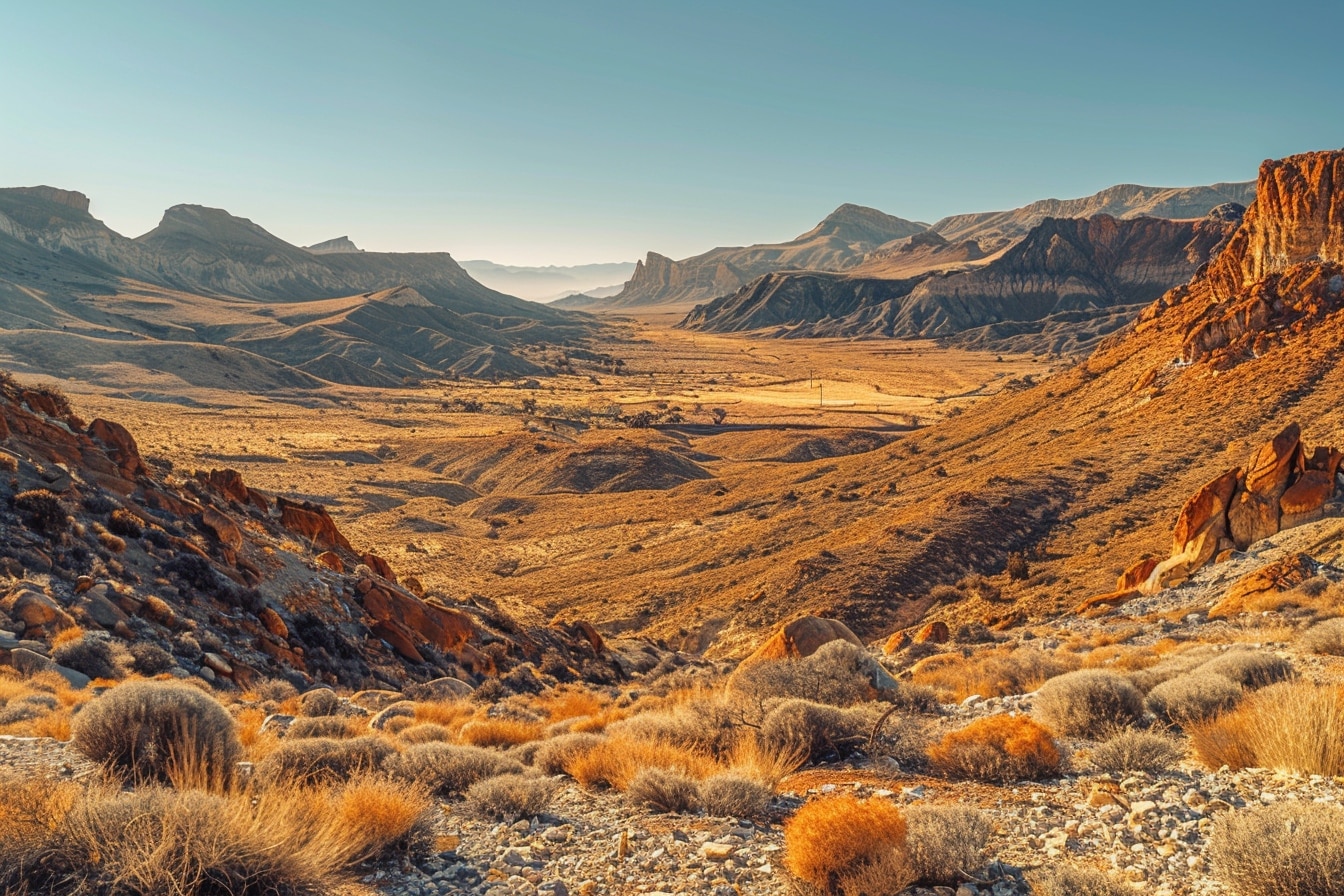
[128,641,176,675]
[298,688,340,717]
[1191,682,1344,775]
[699,772,772,819]
[254,736,393,786]
[464,772,558,821]
[1027,865,1130,896]
[106,508,144,538]
[72,680,241,787]
[1197,650,1294,690]
[459,717,544,747]
[1089,729,1185,773]
[0,773,432,896]
[286,716,355,739]
[1033,670,1145,738]
[14,489,67,533]
[904,805,991,886]
[758,699,873,763]
[927,714,1060,783]
[1209,801,1344,896]
[1301,618,1344,656]
[1145,671,1242,725]
[531,731,605,775]
[627,767,701,814]
[385,743,524,797]
[52,633,129,681]
[730,640,885,710]
[784,795,913,896]
[398,722,454,744]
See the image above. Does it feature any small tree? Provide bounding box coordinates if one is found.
[710,407,728,425]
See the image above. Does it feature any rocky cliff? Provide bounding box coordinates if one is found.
[601,204,927,308]
[681,211,1239,354]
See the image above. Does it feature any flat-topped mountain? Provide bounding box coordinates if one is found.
[0,189,593,387]
[575,204,927,309]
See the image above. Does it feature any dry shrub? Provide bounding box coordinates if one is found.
[565,735,716,790]
[297,688,340,717]
[52,634,129,681]
[128,641,175,676]
[1197,649,1294,690]
[287,716,358,739]
[532,731,605,775]
[15,489,67,533]
[0,773,431,896]
[1027,865,1130,896]
[1145,671,1242,725]
[72,680,242,787]
[398,722,454,744]
[1300,617,1344,656]
[783,795,913,896]
[251,678,300,703]
[700,772,773,819]
[627,767,701,813]
[1190,682,1344,775]
[1209,801,1344,896]
[910,646,1079,702]
[464,772,558,820]
[51,625,86,648]
[254,736,393,786]
[459,717,545,747]
[927,714,1060,783]
[535,687,607,722]
[1033,670,1144,738]
[98,531,127,553]
[385,742,523,797]
[904,805,991,886]
[413,699,475,730]
[107,508,144,538]
[725,733,807,785]
[730,640,888,710]
[1089,729,1185,773]
[758,699,874,763]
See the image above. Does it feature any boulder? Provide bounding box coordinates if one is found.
[1117,558,1159,591]
[416,677,475,700]
[315,551,344,573]
[913,621,950,644]
[1,589,77,638]
[1228,424,1302,549]
[258,607,289,641]
[1210,553,1317,618]
[87,418,149,481]
[199,506,244,551]
[1280,470,1335,527]
[361,553,397,582]
[276,497,353,552]
[742,615,864,663]
[369,700,417,730]
[10,647,91,689]
[349,689,404,711]
[360,585,474,656]
[200,468,270,512]
[1145,468,1239,591]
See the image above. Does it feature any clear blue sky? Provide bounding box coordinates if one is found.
[3,1,1340,265]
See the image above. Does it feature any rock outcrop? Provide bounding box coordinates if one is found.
[741,615,864,663]
[1136,424,1340,593]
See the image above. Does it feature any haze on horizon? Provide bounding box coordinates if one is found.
[2,0,1340,267]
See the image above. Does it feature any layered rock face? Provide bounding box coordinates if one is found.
[607,204,927,307]
[682,211,1237,354]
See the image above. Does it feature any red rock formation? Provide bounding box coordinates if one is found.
[361,553,397,582]
[1136,425,1339,595]
[359,580,474,661]
[276,496,354,552]
[87,419,148,481]
[914,621,950,644]
[1210,553,1317,618]
[199,468,270,512]
[315,551,345,573]
[742,615,863,663]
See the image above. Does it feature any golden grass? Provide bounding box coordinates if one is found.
[566,736,719,790]
[51,625,87,648]
[1191,682,1344,776]
[535,687,608,723]
[910,647,1080,702]
[413,699,475,730]
[784,794,913,896]
[927,715,1061,783]
[457,718,544,748]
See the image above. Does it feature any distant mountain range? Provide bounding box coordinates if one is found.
[457,259,636,303]
[0,187,591,389]
[557,204,927,309]
[572,181,1255,314]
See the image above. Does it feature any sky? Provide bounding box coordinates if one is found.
[3,1,1341,266]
